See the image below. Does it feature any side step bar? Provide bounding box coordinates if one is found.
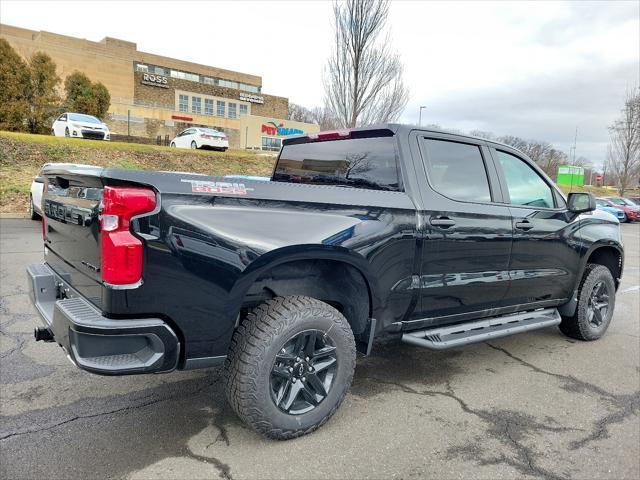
[401,308,561,350]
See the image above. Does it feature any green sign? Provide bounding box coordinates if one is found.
[556,164,584,186]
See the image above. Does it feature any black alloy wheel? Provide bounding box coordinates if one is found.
[270,329,338,415]
[587,281,610,328]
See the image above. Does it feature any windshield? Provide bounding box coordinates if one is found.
[68,113,102,124]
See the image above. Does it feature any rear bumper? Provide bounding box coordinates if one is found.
[27,263,180,375]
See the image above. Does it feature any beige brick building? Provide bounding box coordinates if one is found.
[0,24,319,149]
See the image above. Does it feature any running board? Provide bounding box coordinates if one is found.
[401,308,561,350]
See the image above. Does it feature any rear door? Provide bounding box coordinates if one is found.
[490,147,580,306]
[412,133,513,321]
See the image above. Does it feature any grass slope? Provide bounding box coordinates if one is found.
[0,131,275,214]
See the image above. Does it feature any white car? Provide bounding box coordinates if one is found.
[170,127,228,151]
[29,175,44,220]
[51,112,110,140]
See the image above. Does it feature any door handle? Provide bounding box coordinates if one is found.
[515,219,534,230]
[430,216,456,228]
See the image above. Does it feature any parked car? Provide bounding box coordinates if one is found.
[28,125,623,440]
[595,198,626,222]
[601,197,639,222]
[29,175,44,220]
[627,196,640,205]
[51,112,110,140]
[170,127,228,151]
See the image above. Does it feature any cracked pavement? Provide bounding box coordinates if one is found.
[1,218,639,479]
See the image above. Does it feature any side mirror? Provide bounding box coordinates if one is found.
[567,192,596,213]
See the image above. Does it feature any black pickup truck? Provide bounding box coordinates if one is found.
[28,124,624,439]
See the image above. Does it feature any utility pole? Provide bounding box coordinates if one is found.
[571,126,578,163]
[418,106,426,126]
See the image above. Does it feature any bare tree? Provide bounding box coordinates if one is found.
[605,88,640,195]
[288,102,340,130]
[324,0,409,128]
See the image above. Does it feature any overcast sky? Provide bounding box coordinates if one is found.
[1,0,638,167]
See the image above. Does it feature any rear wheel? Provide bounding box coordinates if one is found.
[560,264,615,340]
[190,140,197,149]
[224,296,356,440]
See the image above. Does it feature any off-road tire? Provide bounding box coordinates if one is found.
[224,296,356,440]
[560,264,615,340]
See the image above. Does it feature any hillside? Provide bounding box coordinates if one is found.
[0,132,275,214]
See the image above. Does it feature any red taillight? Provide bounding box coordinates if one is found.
[200,134,211,139]
[41,216,45,240]
[307,129,351,141]
[100,186,156,286]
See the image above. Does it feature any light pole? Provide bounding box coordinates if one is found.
[418,106,426,126]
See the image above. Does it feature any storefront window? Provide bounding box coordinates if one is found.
[239,104,248,116]
[135,63,148,72]
[204,98,214,116]
[217,101,225,117]
[178,95,189,112]
[262,137,282,152]
[228,103,237,119]
[192,96,202,114]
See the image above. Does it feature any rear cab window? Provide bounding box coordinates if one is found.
[272,131,401,191]
[419,138,492,203]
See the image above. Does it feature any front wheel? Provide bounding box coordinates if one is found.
[190,140,197,149]
[224,296,356,440]
[170,142,176,148]
[64,127,70,137]
[560,264,616,341]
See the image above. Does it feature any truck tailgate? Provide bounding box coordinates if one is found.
[42,167,104,305]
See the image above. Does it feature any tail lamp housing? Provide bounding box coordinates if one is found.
[100,186,156,286]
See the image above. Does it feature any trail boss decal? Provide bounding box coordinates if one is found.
[181,179,254,195]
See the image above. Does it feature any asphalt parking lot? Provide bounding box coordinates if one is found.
[1,218,638,480]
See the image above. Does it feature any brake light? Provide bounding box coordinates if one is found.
[307,130,351,141]
[100,186,156,286]
[41,215,45,240]
[200,134,212,139]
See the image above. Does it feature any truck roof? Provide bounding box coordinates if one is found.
[284,123,529,158]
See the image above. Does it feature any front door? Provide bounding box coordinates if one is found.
[491,148,581,306]
[414,135,513,321]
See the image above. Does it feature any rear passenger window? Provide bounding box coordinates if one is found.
[421,138,491,203]
[274,136,400,191]
[496,150,555,209]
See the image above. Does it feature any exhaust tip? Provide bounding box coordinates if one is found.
[34,326,54,342]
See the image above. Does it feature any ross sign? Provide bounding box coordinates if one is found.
[557,164,585,186]
[240,92,264,104]
[261,121,303,136]
[141,73,169,88]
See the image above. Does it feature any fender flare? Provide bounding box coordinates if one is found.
[227,244,380,318]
